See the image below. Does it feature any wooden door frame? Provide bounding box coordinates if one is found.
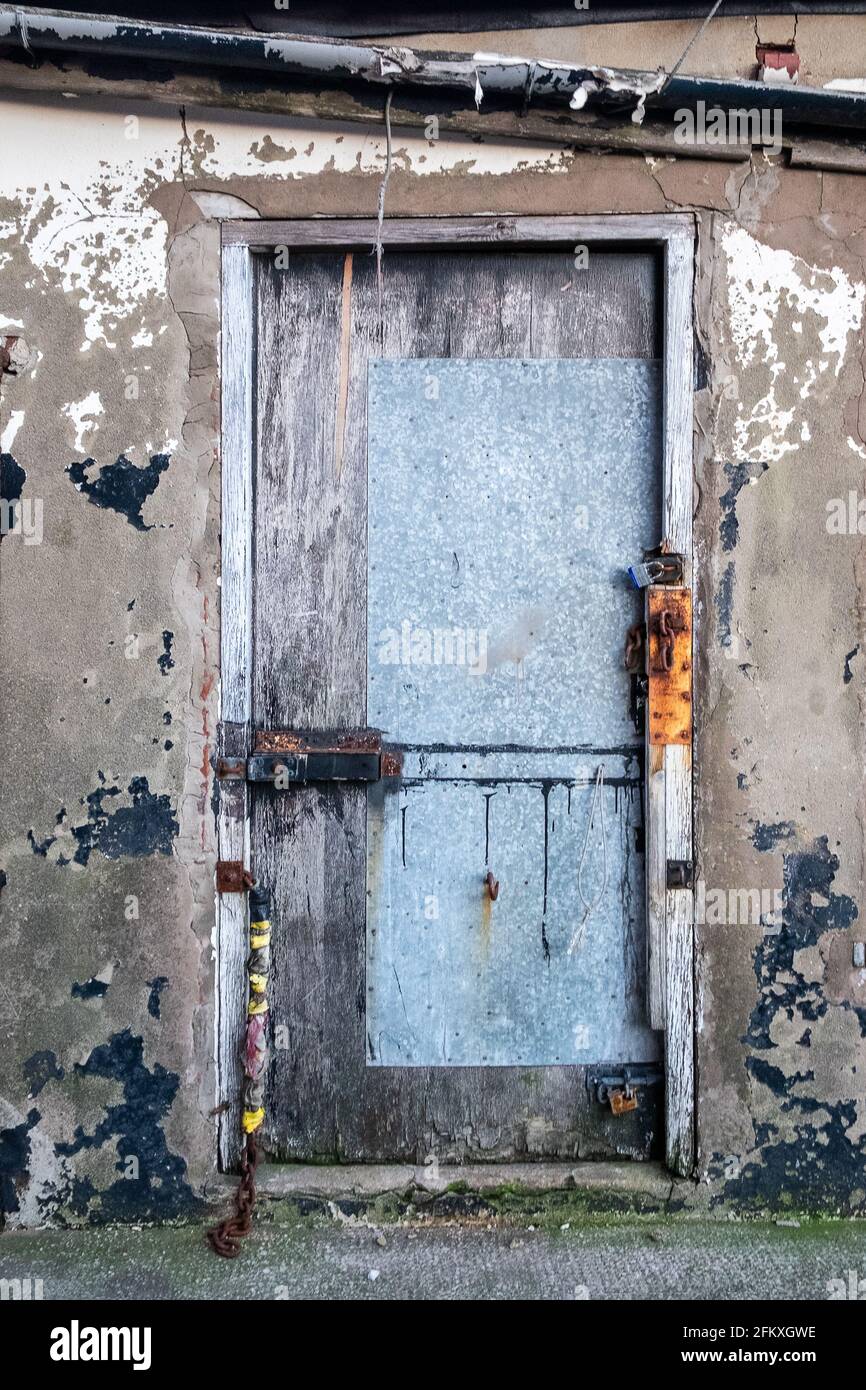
[217,213,696,1176]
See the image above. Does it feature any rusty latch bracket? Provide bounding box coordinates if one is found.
[216,730,403,785]
[646,587,692,747]
[667,859,694,890]
[248,751,381,783]
[586,1065,663,1110]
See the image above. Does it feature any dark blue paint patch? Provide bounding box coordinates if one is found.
[0,452,25,542]
[713,1103,866,1214]
[715,561,735,647]
[743,837,857,1053]
[69,778,178,866]
[66,453,169,532]
[747,1056,815,1097]
[726,837,866,1211]
[146,977,168,1020]
[24,1050,64,1097]
[27,828,55,857]
[158,630,174,675]
[71,976,109,1001]
[0,868,6,895]
[55,1030,201,1224]
[752,821,795,852]
[844,646,859,684]
[0,1108,39,1219]
[693,336,709,392]
[719,461,767,553]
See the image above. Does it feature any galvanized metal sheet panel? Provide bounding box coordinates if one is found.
[366,359,661,1067]
[368,358,661,748]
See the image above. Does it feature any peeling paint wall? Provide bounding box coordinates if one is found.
[2,35,866,1220]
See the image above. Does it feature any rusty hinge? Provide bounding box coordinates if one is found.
[646,587,692,747]
[216,729,403,785]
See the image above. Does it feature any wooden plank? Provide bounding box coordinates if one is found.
[661,230,695,1177]
[216,243,254,1170]
[224,214,695,249]
[220,244,254,726]
[645,742,667,1031]
[253,252,358,1154]
[253,244,665,1161]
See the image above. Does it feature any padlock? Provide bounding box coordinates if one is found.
[609,1087,638,1116]
[627,561,658,589]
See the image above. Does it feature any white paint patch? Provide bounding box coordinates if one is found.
[1,408,25,452]
[191,109,570,181]
[63,391,104,453]
[2,99,569,355]
[824,78,866,93]
[0,104,175,349]
[847,436,866,460]
[723,225,865,463]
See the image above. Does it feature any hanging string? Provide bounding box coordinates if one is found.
[568,763,607,956]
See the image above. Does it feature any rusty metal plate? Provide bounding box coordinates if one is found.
[647,587,692,746]
[216,860,247,893]
[364,358,663,1067]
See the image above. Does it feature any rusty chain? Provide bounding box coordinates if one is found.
[206,1129,259,1258]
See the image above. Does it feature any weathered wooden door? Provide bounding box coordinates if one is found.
[251,241,664,1162]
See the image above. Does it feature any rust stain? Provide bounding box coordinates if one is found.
[380,749,403,778]
[255,728,382,754]
[199,595,214,847]
[480,889,493,954]
[647,587,692,746]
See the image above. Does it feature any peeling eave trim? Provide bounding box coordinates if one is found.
[3,7,866,135]
[0,7,664,119]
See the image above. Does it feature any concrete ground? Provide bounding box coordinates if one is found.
[2,1204,865,1300]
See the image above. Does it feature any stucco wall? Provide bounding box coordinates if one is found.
[1,61,865,1222]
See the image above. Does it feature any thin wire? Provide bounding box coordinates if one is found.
[659,0,725,93]
[568,764,607,956]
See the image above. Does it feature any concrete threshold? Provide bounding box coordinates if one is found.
[215,1159,676,1203]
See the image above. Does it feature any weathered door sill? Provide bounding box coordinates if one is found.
[215,1160,673,1204]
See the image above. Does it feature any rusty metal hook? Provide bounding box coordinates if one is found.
[485,870,500,902]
